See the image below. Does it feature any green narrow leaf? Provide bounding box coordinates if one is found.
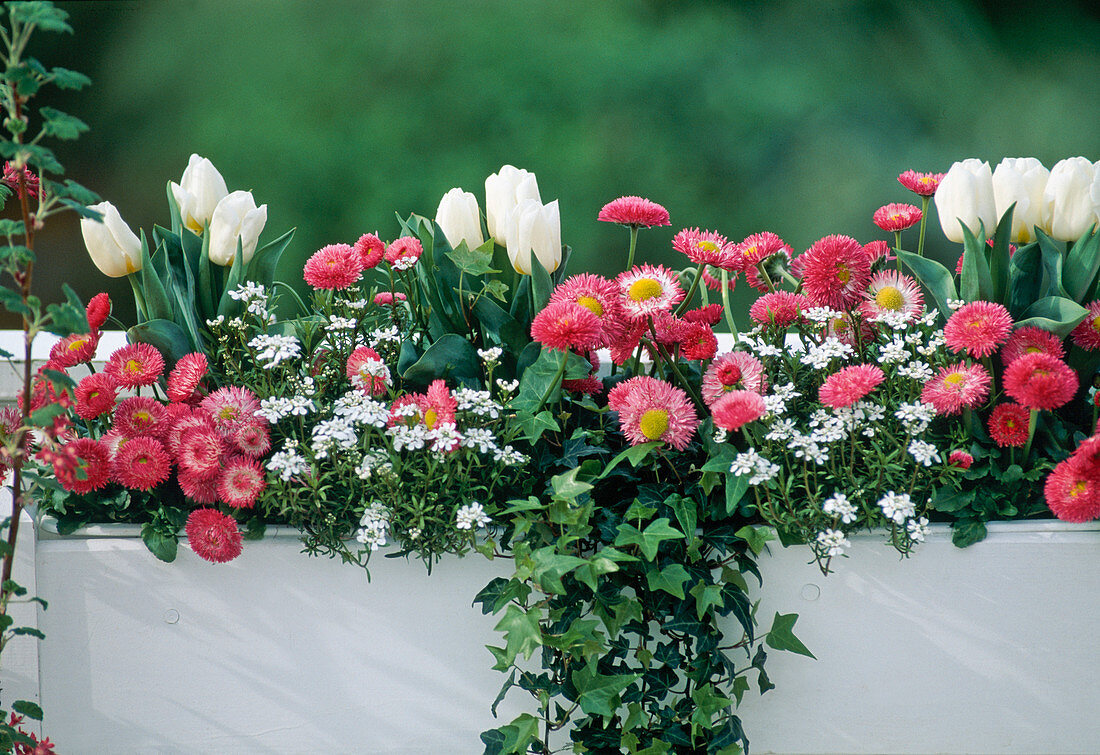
[1005,243,1043,319]
[988,204,1015,304]
[959,223,994,302]
[529,249,554,312]
[245,227,296,291]
[138,232,174,321]
[127,319,193,369]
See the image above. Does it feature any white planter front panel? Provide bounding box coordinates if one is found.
[734,522,1100,755]
[35,527,521,753]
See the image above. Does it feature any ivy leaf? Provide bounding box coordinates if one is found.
[689,580,725,621]
[550,466,594,501]
[690,683,733,727]
[646,563,691,599]
[474,577,532,615]
[598,441,660,479]
[445,239,497,277]
[572,659,640,718]
[735,524,775,555]
[613,518,684,560]
[725,473,750,515]
[765,612,815,658]
[493,603,543,665]
[491,713,541,755]
[513,409,560,443]
[530,547,588,594]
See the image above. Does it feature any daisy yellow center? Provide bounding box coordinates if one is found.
[124,359,143,375]
[135,410,152,424]
[577,295,604,317]
[1005,418,1017,429]
[424,408,438,429]
[697,241,720,253]
[944,373,965,387]
[890,213,901,222]
[1071,480,1088,498]
[218,407,239,421]
[629,278,663,302]
[875,286,904,311]
[1091,315,1100,333]
[67,338,88,352]
[831,317,850,334]
[835,264,851,284]
[639,409,669,441]
[919,177,932,185]
[1025,345,1041,354]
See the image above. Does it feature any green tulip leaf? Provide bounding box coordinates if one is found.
[217,237,247,318]
[529,250,554,313]
[246,227,296,291]
[138,231,174,322]
[1036,228,1071,299]
[1013,296,1089,337]
[988,204,1015,304]
[127,318,194,368]
[959,223,994,302]
[896,248,957,322]
[1063,225,1100,302]
[400,333,482,386]
[1006,242,1043,318]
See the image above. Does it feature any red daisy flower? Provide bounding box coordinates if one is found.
[217,456,266,508]
[1002,352,1078,411]
[608,319,648,366]
[873,202,922,232]
[799,234,872,309]
[176,425,227,479]
[104,343,165,388]
[111,435,171,491]
[185,508,243,564]
[987,403,1031,447]
[611,376,698,450]
[49,332,100,369]
[897,170,945,196]
[597,196,671,228]
[943,301,1014,358]
[749,291,809,327]
[232,419,272,458]
[1000,327,1065,364]
[921,362,991,415]
[353,232,387,269]
[735,232,793,291]
[682,304,724,326]
[384,236,423,270]
[179,468,219,505]
[1070,300,1100,351]
[702,352,767,405]
[1044,458,1100,523]
[54,437,111,494]
[680,322,718,361]
[818,364,886,409]
[303,243,365,290]
[672,228,735,268]
[346,346,391,395]
[549,273,626,348]
[113,396,169,438]
[167,352,209,403]
[86,292,112,331]
[711,390,765,432]
[862,240,892,266]
[74,372,119,420]
[948,450,974,469]
[530,301,602,352]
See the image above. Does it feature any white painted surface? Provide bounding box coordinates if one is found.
[732,522,1100,754]
[34,526,520,754]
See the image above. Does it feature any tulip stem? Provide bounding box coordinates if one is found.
[626,225,639,270]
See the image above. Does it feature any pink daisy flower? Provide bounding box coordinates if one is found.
[872,202,922,232]
[608,319,648,366]
[179,469,219,505]
[185,508,243,564]
[111,436,171,491]
[200,386,261,431]
[167,352,209,403]
[217,456,266,509]
[422,380,457,431]
[1000,327,1065,364]
[166,411,214,456]
[672,228,735,268]
[1002,352,1078,411]
[651,311,687,346]
[1044,458,1100,523]
[700,268,737,292]
[232,419,272,458]
[597,196,671,228]
[948,450,974,469]
[987,403,1030,447]
[176,425,227,479]
[611,376,698,450]
[114,396,169,439]
[2,161,40,200]
[735,232,793,292]
[74,372,119,420]
[818,364,885,409]
[346,346,391,396]
[898,170,945,196]
[799,234,871,309]
[54,437,111,494]
[711,390,765,432]
[530,301,602,352]
[373,291,407,306]
[353,232,387,269]
[701,352,767,406]
[1070,300,1100,351]
[49,332,100,369]
[749,291,809,327]
[549,273,626,348]
[860,270,924,322]
[303,243,365,290]
[943,301,1014,358]
[682,304,724,326]
[921,362,991,415]
[616,264,684,320]
[862,240,892,266]
[680,322,718,361]
[86,292,111,331]
[104,343,165,388]
[384,236,423,270]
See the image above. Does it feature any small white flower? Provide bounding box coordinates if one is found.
[496,378,520,394]
[805,306,845,323]
[463,427,499,454]
[713,428,729,444]
[455,501,492,531]
[429,422,463,454]
[815,528,850,557]
[946,298,966,311]
[877,491,916,525]
[357,450,394,480]
[764,418,797,442]
[249,333,301,368]
[908,439,942,467]
[310,417,359,458]
[898,362,934,382]
[895,401,937,434]
[823,492,858,524]
[326,316,358,332]
[368,325,402,347]
[355,501,389,550]
[266,443,311,481]
[877,338,909,364]
[477,347,503,364]
[907,516,931,543]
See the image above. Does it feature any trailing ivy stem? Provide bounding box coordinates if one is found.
[1022,408,1039,460]
[918,196,930,257]
[674,262,706,316]
[626,225,639,270]
[720,269,739,340]
[534,349,569,413]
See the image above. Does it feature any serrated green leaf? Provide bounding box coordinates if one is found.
[445,238,496,277]
[530,547,588,594]
[50,65,91,90]
[39,107,89,140]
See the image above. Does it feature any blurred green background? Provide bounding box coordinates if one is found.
[8,0,1100,328]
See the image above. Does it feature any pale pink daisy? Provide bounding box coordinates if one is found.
[346,346,391,396]
[872,202,922,232]
[672,228,736,268]
[701,352,767,406]
[217,456,266,509]
[597,196,671,228]
[818,364,885,409]
[1000,327,1065,364]
[943,301,1013,358]
[1003,352,1078,411]
[860,270,923,322]
[185,508,243,564]
[611,376,698,450]
[898,170,945,196]
[799,234,872,309]
[175,425,227,479]
[373,291,407,306]
[1070,300,1100,351]
[749,291,809,327]
[232,419,272,458]
[921,362,991,415]
[711,390,765,431]
[303,243,365,290]
[616,264,684,320]
[200,386,261,431]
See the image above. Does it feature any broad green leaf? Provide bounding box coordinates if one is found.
[474,577,532,615]
[1014,296,1089,338]
[551,466,594,500]
[493,713,541,755]
[1063,226,1100,302]
[613,518,684,560]
[929,487,976,513]
[530,547,589,594]
[128,319,193,368]
[50,66,92,90]
[11,700,43,721]
[959,223,994,302]
[1006,243,1043,318]
[445,239,497,277]
[572,659,639,718]
[735,524,775,555]
[512,409,559,443]
[593,595,643,637]
[689,580,725,620]
[573,554,622,593]
[668,494,698,543]
[598,441,661,479]
[141,524,178,563]
[897,249,957,322]
[1036,228,1071,299]
[646,563,691,599]
[690,683,734,727]
[765,612,815,658]
[138,232,174,321]
[725,472,751,515]
[951,518,988,548]
[245,227,296,292]
[528,247,554,313]
[401,333,482,386]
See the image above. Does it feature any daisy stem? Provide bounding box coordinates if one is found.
[918,196,930,257]
[720,269,739,340]
[535,349,569,413]
[755,261,777,293]
[894,232,903,272]
[626,225,640,270]
[1022,408,1039,461]
[674,262,706,316]
[981,355,996,396]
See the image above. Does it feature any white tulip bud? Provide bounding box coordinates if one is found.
[1043,157,1100,241]
[169,154,229,234]
[435,188,484,249]
[485,165,541,246]
[80,201,142,278]
[208,190,267,266]
[992,158,1049,244]
[934,159,998,243]
[505,199,561,275]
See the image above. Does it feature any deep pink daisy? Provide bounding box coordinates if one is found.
[943,301,1014,358]
[167,352,209,403]
[672,228,735,268]
[898,170,945,196]
[346,346,391,395]
[54,437,111,494]
[1070,435,1100,476]
[818,364,885,409]
[608,319,648,366]
[735,232,794,291]
[178,468,219,505]
[373,291,407,306]
[49,332,100,369]
[232,419,272,458]
[948,450,974,469]
[86,292,111,331]
[860,270,924,322]
[176,425,227,479]
[921,362,991,415]
[217,456,266,509]
[616,264,684,320]
[354,232,387,269]
[104,343,165,388]
[651,311,687,347]
[873,203,922,232]
[611,376,698,450]
[303,243,365,290]
[1070,300,1100,351]
[862,240,892,266]
[113,396,169,439]
[799,234,872,309]
[987,403,1030,447]
[166,411,214,456]
[711,390,765,431]
[701,352,767,406]
[530,301,602,352]
[74,372,119,420]
[680,322,718,361]
[549,273,626,348]
[185,508,243,564]
[682,304,724,326]
[597,196,671,228]
[200,386,261,431]
[111,435,171,491]
[1002,352,1078,411]
[384,236,423,269]
[749,291,809,327]
[422,379,458,431]
[1044,458,1100,523]
[1000,327,1065,365]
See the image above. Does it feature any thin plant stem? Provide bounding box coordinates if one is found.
[626,225,639,270]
